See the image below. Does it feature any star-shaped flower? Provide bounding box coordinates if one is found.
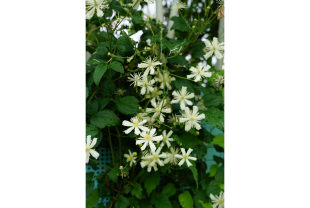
[203,37,224,60]
[175,148,197,167]
[86,0,108,19]
[179,106,205,131]
[187,62,212,82]
[164,147,182,165]
[138,57,162,76]
[146,98,171,123]
[85,135,100,163]
[128,72,142,87]
[122,117,149,135]
[141,147,166,172]
[124,149,137,166]
[138,75,156,95]
[171,86,195,109]
[136,128,163,151]
[160,130,174,148]
[210,191,224,208]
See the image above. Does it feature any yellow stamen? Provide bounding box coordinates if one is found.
[133,120,139,126]
[163,136,167,141]
[153,155,158,159]
[86,147,89,151]
[145,135,150,140]
[183,155,188,159]
[127,156,132,161]
[213,46,216,50]
[190,116,194,120]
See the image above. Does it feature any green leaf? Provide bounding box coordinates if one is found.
[94,63,108,87]
[86,178,94,198]
[178,191,194,208]
[161,163,170,174]
[86,87,89,98]
[127,197,140,208]
[96,45,108,56]
[125,186,132,194]
[206,180,222,196]
[215,165,224,184]
[210,134,224,148]
[178,133,202,149]
[219,184,224,190]
[209,164,219,177]
[168,55,189,68]
[171,200,180,208]
[86,189,100,208]
[90,110,120,128]
[162,183,176,197]
[131,182,143,199]
[102,80,115,97]
[213,155,224,165]
[202,93,223,108]
[86,124,100,137]
[197,201,212,208]
[110,61,124,73]
[108,167,119,183]
[193,145,208,160]
[86,101,98,114]
[155,194,173,208]
[116,96,140,115]
[188,165,198,189]
[170,16,190,32]
[115,195,130,208]
[87,58,107,66]
[193,190,208,208]
[201,108,224,131]
[96,98,110,110]
[145,171,161,196]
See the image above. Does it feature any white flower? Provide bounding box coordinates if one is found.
[203,37,224,60]
[138,57,162,76]
[122,117,149,135]
[128,72,142,87]
[187,62,212,82]
[164,147,182,165]
[171,2,187,11]
[210,191,224,208]
[138,75,156,95]
[171,86,195,109]
[140,152,158,172]
[156,70,175,90]
[85,135,100,163]
[136,128,163,151]
[213,74,225,88]
[146,98,172,122]
[86,0,107,19]
[124,150,137,166]
[160,130,174,148]
[179,106,205,131]
[136,112,149,120]
[144,0,154,3]
[141,148,166,172]
[175,148,197,167]
[146,87,163,100]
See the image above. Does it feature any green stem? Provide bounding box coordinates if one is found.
[107,127,115,166]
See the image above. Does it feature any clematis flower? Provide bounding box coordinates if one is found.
[164,147,182,165]
[146,98,171,123]
[170,86,195,109]
[156,70,175,90]
[171,1,187,11]
[86,0,108,19]
[138,75,156,95]
[160,130,174,148]
[203,37,224,60]
[175,148,197,167]
[210,191,224,208]
[141,147,166,172]
[179,106,205,131]
[138,57,162,76]
[136,128,163,151]
[187,62,212,82]
[85,135,100,163]
[124,150,137,166]
[122,117,149,135]
[127,72,142,87]
[140,152,158,172]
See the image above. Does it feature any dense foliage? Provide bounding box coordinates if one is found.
[86,0,225,207]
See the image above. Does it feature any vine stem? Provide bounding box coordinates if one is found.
[107,127,115,166]
[115,126,122,166]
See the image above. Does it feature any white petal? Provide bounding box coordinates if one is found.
[89,149,100,159]
[180,148,186,155]
[152,135,163,141]
[167,130,173,137]
[204,39,212,48]
[89,137,98,148]
[85,152,90,163]
[212,37,219,46]
[86,135,91,147]
[134,127,141,135]
[185,159,192,167]
[149,141,157,151]
[96,8,104,17]
[136,139,145,145]
[141,141,148,150]
[124,126,134,134]
[178,159,185,166]
[185,122,192,131]
[203,51,213,60]
[86,7,95,19]
[139,126,149,132]
[122,120,133,127]
[214,50,223,59]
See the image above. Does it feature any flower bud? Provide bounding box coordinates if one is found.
[108,52,111,56]
[128,29,131,33]
[196,6,199,10]
[133,152,137,156]
[192,26,195,29]
[196,131,199,135]
[207,6,210,9]
[119,166,124,170]
[201,18,204,21]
